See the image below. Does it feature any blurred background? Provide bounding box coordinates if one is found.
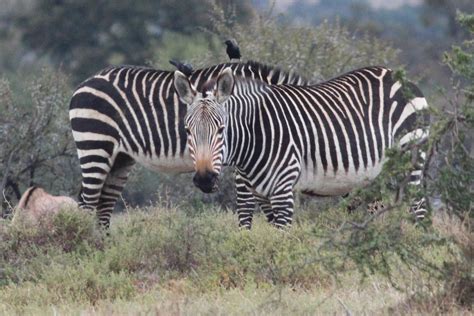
[0,0,472,215]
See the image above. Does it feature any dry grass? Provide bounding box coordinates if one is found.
[0,205,471,315]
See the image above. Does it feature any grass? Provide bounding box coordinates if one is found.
[0,203,471,315]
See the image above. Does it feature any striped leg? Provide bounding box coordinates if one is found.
[270,157,300,228]
[255,195,275,224]
[399,128,429,221]
[77,151,115,214]
[235,171,255,229]
[96,152,135,228]
[408,147,428,221]
[270,185,295,228]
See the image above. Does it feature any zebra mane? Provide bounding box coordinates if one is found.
[191,60,308,90]
[91,62,307,93]
[240,60,308,85]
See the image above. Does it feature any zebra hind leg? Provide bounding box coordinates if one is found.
[235,172,256,229]
[399,128,429,222]
[407,146,428,222]
[77,152,114,217]
[255,195,275,224]
[410,197,427,221]
[96,152,135,228]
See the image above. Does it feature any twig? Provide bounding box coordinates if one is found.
[2,189,15,218]
[336,296,353,316]
[0,149,17,209]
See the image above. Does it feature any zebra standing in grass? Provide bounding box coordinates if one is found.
[69,61,306,227]
[174,66,429,229]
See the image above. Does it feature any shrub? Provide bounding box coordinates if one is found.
[0,69,79,217]
[0,208,103,285]
[199,6,399,81]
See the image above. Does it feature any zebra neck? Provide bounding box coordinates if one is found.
[223,90,263,169]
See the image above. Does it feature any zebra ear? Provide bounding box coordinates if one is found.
[174,71,196,104]
[215,67,234,104]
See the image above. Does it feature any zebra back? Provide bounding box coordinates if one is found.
[224,66,429,176]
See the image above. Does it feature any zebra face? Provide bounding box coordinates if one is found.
[174,67,235,193]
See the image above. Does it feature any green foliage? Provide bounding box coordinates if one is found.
[0,209,102,283]
[422,0,474,36]
[423,12,474,309]
[152,31,215,70]
[430,12,474,220]
[0,205,467,314]
[437,146,473,213]
[1,261,136,308]
[197,8,399,82]
[13,0,255,81]
[443,12,474,100]
[0,69,79,216]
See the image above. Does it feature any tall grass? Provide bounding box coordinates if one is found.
[0,203,470,314]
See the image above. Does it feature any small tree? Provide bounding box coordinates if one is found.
[197,6,399,82]
[429,12,474,220]
[0,69,78,217]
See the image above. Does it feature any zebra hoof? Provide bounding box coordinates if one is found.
[239,223,252,230]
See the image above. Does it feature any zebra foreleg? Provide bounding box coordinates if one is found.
[270,186,295,228]
[235,172,256,229]
[269,159,300,228]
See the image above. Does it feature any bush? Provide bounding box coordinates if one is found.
[1,204,469,314]
[0,69,79,217]
[0,208,103,285]
[199,7,399,82]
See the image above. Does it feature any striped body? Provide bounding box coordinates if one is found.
[69,61,306,227]
[176,66,429,228]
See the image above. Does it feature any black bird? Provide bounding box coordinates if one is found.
[225,39,241,61]
[169,59,194,76]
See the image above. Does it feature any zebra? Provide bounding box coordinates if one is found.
[69,61,307,228]
[174,66,430,229]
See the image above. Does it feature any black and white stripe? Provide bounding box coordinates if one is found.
[175,66,429,229]
[69,61,306,227]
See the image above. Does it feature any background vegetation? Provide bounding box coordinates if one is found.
[0,0,472,314]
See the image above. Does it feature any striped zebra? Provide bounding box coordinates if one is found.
[69,61,306,227]
[174,66,429,229]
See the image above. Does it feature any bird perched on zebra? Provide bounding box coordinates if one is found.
[225,39,241,61]
[174,66,430,229]
[169,59,194,76]
[69,61,307,228]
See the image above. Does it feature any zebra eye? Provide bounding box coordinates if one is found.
[184,127,191,135]
[217,126,225,134]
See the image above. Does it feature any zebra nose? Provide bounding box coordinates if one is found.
[193,171,218,193]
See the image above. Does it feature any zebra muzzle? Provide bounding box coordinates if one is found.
[193,171,219,194]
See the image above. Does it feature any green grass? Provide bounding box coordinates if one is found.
[0,204,471,315]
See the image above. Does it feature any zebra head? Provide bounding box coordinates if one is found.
[174,67,235,193]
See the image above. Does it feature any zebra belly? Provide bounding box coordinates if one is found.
[295,163,384,196]
[132,154,194,173]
